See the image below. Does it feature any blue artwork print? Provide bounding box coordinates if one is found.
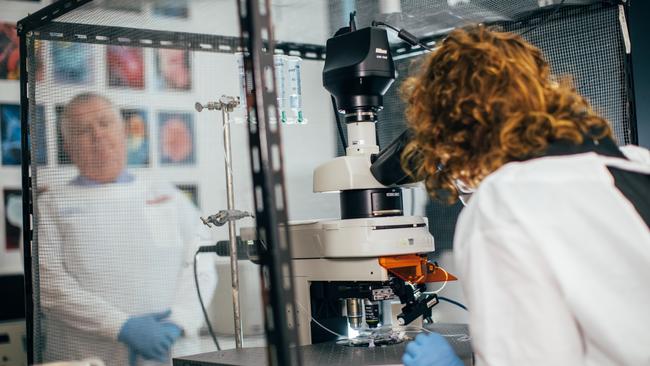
[4,189,22,251]
[121,109,149,166]
[1,104,21,165]
[52,41,93,84]
[1,105,48,165]
[153,0,188,18]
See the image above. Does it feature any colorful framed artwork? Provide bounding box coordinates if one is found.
[102,0,142,12]
[0,22,19,80]
[154,49,192,91]
[3,189,22,251]
[51,41,94,85]
[1,104,47,165]
[152,0,189,19]
[1,104,20,165]
[158,111,195,165]
[107,46,145,89]
[121,109,149,166]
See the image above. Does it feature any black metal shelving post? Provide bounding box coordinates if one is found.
[237,0,302,365]
[17,26,34,366]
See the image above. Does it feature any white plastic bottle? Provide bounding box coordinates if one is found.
[236,53,247,110]
[286,56,303,123]
[274,54,287,123]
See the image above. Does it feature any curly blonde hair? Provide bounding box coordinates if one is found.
[401,26,612,203]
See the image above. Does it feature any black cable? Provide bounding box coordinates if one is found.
[438,296,468,311]
[331,95,348,149]
[520,0,566,36]
[372,20,434,52]
[193,250,221,351]
[373,20,400,33]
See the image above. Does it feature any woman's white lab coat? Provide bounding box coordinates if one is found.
[37,178,216,366]
[454,144,650,365]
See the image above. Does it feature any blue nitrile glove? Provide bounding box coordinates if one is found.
[402,332,464,366]
[118,310,183,365]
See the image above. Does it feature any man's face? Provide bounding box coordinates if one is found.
[64,98,126,183]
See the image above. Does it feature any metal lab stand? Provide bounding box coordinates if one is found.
[196,96,250,349]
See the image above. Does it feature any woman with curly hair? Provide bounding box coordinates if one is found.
[400,26,650,366]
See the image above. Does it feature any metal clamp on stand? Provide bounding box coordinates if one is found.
[201,210,254,228]
[195,95,240,113]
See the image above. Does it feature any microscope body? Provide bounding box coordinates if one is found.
[240,19,453,346]
[287,21,450,345]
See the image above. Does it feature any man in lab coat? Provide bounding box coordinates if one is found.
[400,27,650,365]
[37,93,216,365]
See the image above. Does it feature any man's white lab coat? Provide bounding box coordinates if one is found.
[454,145,650,365]
[37,177,216,366]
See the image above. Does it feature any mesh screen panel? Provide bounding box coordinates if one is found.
[327,1,604,42]
[502,4,632,145]
[26,3,257,364]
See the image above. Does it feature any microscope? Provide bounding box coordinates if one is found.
[241,14,455,346]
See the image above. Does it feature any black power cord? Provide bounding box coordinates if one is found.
[194,247,221,351]
[372,20,434,52]
[438,296,468,311]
